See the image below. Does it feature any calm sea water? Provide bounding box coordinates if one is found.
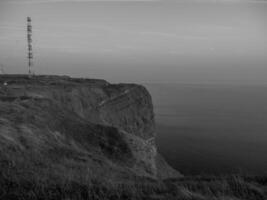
[145,83,267,175]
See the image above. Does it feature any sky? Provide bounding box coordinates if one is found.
[0,0,266,84]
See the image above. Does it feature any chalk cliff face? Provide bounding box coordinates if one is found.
[0,75,180,180]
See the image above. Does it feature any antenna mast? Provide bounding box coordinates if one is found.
[27,17,33,75]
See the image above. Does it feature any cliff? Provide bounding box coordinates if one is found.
[0,74,181,182]
[1,75,266,200]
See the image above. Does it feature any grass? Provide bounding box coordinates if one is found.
[0,152,266,200]
[0,76,266,200]
[0,116,266,199]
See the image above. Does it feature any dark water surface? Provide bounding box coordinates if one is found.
[145,83,267,175]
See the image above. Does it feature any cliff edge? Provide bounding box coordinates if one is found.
[0,75,181,182]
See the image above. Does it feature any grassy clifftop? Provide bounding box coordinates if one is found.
[0,75,266,200]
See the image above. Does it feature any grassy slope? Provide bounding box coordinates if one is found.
[0,76,266,199]
[0,100,266,199]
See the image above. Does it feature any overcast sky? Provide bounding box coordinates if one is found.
[0,0,266,84]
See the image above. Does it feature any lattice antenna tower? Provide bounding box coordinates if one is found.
[27,17,33,75]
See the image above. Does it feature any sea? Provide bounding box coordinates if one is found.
[146,83,267,175]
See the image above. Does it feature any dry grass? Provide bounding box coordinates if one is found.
[0,75,266,200]
[0,152,266,200]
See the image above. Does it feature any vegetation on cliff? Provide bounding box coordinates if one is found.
[0,75,266,200]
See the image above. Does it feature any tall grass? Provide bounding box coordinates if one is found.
[1,159,266,200]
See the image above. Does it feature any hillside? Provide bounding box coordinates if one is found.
[0,75,266,200]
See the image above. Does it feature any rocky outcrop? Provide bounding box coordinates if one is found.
[0,75,181,179]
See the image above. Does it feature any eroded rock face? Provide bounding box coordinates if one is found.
[98,85,155,139]
[0,75,181,178]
